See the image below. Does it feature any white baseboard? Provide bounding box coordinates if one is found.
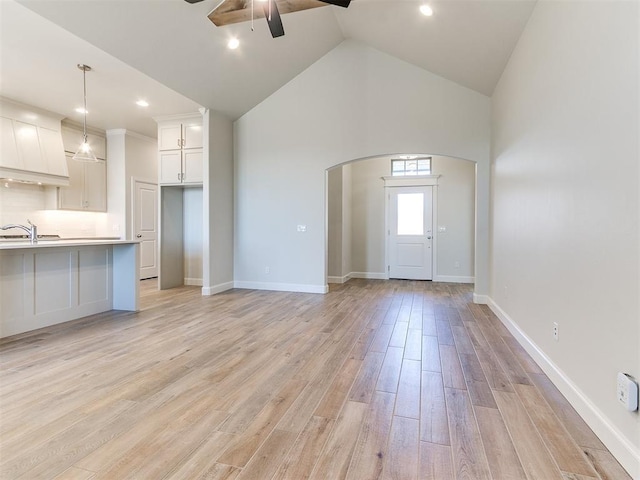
[473,293,489,304]
[328,274,351,284]
[184,277,203,286]
[234,281,328,294]
[350,272,388,280]
[333,274,475,284]
[433,275,475,284]
[201,281,234,296]
[488,297,640,479]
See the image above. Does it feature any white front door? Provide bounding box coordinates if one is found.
[388,186,433,280]
[133,180,158,280]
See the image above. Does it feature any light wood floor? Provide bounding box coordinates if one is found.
[0,279,631,480]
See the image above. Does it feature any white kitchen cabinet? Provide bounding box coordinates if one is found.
[58,154,107,211]
[157,115,203,185]
[158,121,203,151]
[0,241,139,338]
[159,150,203,185]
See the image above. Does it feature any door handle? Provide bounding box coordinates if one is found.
[136,234,142,238]
[427,236,432,240]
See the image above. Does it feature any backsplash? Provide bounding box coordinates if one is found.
[0,182,111,237]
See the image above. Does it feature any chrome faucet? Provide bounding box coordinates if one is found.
[1,219,38,243]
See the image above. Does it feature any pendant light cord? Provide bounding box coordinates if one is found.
[73,64,96,162]
[82,66,88,143]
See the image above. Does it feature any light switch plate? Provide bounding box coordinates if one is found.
[617,372,638,411]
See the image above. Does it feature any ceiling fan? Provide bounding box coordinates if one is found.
[185,0,351,38]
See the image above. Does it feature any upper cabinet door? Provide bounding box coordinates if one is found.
[0,117,21,169]
[183,150,203,183]
[183,123,203,149]
[14,121,47,173]
[159,151,182,184]
[84,160,107,211]
[158,125,182,151]
[58,155,84,210]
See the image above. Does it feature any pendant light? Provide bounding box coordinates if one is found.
[72,64,98,162]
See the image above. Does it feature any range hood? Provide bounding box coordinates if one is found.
[0,97,70,187]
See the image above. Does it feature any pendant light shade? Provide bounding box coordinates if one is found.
[73,64,98,162]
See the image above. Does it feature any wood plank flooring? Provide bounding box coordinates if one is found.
[0,279,631,480]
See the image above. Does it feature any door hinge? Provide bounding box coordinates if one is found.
[388,265,390,272]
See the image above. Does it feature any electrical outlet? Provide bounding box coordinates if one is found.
[265,266,270,274]
[297,225,307,232]
[553,322,559,341]
[454,261,460,268]
[617,372,639,411]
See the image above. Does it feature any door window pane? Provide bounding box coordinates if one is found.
[397,193,424,235]
[391,157,431,176]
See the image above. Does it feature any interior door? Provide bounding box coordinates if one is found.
[133,180,158,280]
[388,186,433,280]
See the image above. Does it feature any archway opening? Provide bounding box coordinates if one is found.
[326,153,477,289]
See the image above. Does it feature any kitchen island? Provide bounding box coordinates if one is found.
[0,239,139,338]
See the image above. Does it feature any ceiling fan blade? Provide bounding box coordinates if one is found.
[320,0,351,7]
[184,0,205,3]
[263,0,285,38]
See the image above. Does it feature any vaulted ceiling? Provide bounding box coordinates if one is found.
[1,0,536,137]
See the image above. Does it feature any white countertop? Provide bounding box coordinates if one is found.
[0,238,140,250]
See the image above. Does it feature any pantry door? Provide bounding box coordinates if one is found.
[387,186,433,280]
[133,180,158,280]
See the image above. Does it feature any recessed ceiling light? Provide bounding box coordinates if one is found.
[228,38,240,50]
[75,107,88,114]
[420,4,433,16]
[136,100,149,107]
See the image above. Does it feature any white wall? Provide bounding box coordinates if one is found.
[125,132,157,238]
[106,129,157,239]
[234,40,490,293]
[490,1,639,476]
[433,156,475,280]
[342,163,352,278]
[350,159,386,277]
[106,130,126,237]
[327,166,343,280]
[345,155,475,281]
[183,187,203,284]
[203,109,234,294]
